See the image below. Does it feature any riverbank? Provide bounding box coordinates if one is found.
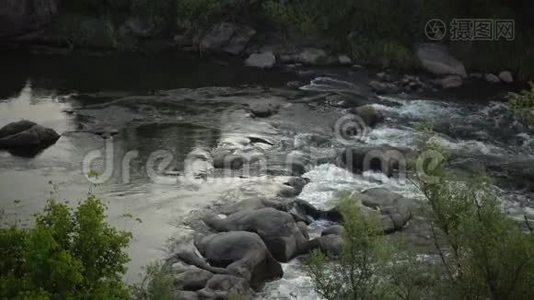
[2,0,534,83]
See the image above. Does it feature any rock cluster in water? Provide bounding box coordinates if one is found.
[165,176,422,299]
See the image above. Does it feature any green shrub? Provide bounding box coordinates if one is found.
[175,0,225,32]
[418,137,534,299]
[0,196,132,299]
[131,0,178,33]
[131,262,174,300]
[508,82,534,126]
[307,193,393,299]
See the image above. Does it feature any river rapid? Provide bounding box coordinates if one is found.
[0,53,533,298]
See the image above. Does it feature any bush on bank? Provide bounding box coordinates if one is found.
[0,196,132,299]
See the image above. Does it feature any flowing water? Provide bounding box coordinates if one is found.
[1,53,533,296]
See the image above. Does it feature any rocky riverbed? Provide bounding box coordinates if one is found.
[0,52,533,298]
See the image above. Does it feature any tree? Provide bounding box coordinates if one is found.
[0,195,132,299]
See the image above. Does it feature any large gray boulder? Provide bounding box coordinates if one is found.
[195,231,283,290]
[0,0,59,38]
[200,22,256,55]
[0,120,60,157]
[204,208,309,262]
[245,52,276,69]
[416,43,467,78]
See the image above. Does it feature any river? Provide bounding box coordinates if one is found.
[0,52,533,298]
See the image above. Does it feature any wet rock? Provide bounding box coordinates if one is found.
[195,231,283,290]
[398,75,428,92]
[221,198,287,215]
[284,177,310,195]
[204,208,309,262]
[438,75,463,89]
[175,267,214,291]
[321,225,344,236]
[349,105,384,128]
[0,0,59,38]
[277,185,299,198]
[485,73,501,83]
[175,290,200,300]
[298,48,328,65]
[355,188,419,232]
[245,52,276,69]
[297,221,309,240]
[309,234,344,256]
[248,102,280,118]
[197,274,252,299]
[416,43,467,78]
[0,120,60,157]
[325,94,371,108]
[287,199,342,224]
[499,71,514,84]
[368,80,400,95]
[200,22,256,55]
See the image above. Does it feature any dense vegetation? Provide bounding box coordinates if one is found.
[0,196,132,299]
[508,83,534,126]
[51,0,534,79]
[308,136,534,299]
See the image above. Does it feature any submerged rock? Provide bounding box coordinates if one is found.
[0,120,60,157]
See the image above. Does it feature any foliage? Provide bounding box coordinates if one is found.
[0,196,132,299]
[131,262,175,300]
[307,193,393,299]
[175,0,225,32]
[417,135,534,300]
[507,82,534,126]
